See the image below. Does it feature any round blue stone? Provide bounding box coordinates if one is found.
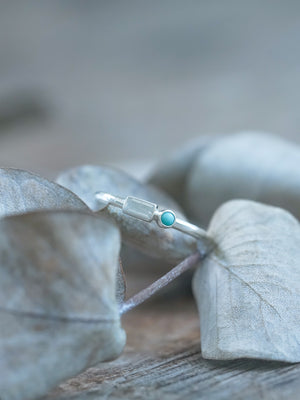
[161,211,175,227]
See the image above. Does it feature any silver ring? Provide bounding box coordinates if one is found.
[95,191,209,241]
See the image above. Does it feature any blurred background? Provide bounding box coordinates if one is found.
[0,1,299,179]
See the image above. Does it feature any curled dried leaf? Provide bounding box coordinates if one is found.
[148,132,300,227]
[0,168,126,301]
[147,136,213,208]
[0,211,126,400]
[193,200,300,362]
[0,168,87,216]
[57,165,199,263]
[0,168,126,306]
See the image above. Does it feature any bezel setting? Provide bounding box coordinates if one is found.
[159,210,176,228]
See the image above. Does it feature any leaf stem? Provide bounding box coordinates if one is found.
[120,251,201,315]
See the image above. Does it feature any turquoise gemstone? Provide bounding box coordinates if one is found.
[161,211,175,226]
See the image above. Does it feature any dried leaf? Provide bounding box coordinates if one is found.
[0,168,87,216]
[0,211,126,400]
[147,136,213,207]
[56,165,199,263]
[0,168,126,304]
[148,132,300,227]
[193,200,300,362]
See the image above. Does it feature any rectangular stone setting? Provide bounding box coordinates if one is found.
[123,196,156,221]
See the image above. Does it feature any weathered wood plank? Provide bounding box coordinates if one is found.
[44,296,300,400]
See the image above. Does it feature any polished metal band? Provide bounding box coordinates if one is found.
[95,191,208,241]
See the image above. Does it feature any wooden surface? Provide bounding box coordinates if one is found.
[44,289,300,400]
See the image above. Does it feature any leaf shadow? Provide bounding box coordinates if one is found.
[205,357,296,372]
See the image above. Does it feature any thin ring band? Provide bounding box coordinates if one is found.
[95,191,209,241]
